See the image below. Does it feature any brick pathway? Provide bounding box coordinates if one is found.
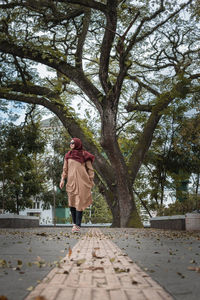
[25,229,173,300]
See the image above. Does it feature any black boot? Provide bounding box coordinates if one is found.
[70,207,76,224]
[76,210,83,227]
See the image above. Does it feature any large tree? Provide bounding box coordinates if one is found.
[0,0,199,226]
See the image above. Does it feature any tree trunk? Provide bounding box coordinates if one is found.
[101,104,143,227]
[16,194,19,215]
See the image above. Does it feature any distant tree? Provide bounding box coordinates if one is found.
[83,186,113,224]
[0,119,45,214]
[134,112,200,215]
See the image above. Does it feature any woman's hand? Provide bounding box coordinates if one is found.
[59,179,64,189]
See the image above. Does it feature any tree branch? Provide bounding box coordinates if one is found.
[125,0,192,56]
[99,0,118,93]
[125,103,152,113]
[75,9,91,69]
[56,0,106,13]
[127,75,160,96]
[0,37,103,114]
[128,77,193,183]
[0,88,115,186]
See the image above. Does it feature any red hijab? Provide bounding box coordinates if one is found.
[65,138,95,164]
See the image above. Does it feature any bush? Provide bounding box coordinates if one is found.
[157,194,200,216]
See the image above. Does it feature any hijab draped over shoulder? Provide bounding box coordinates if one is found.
[65,138,95,164]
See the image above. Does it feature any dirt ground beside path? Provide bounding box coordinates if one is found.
[0,227,80,300]
[101,228,200,300]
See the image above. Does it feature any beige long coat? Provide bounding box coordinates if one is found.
[61,158,94,211]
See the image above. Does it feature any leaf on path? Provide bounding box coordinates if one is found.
[92,250,104,259]
[76,259,86,266]
[0,259,7,268]
[34,256,46,268]
[188,266,200,272]
[86,266,104,271]
[110,257,115,263]
[189,259,196,264]
[114,267,130,273]
[26,286,34,291]
[36,232,47,237]
[27,262,32,267]
[132,279,138,285]
[17,260,23,266]
[0,296,8,300]
[177,272,185,278]
[68,247,72,259]
[34,296,47,300]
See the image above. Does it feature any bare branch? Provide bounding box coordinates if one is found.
[0,38,103,114]
[125,0,192,56]
[127,75,160,96]
[99,0,118,93]
[75,9,91,68]
[55,0,106,13]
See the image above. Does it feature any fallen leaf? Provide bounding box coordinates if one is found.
[92,250,104,259]
[27,286,34,291]
[110,258,115,263]
[0,259,7,267]
[132,279,138,284]
[189,259,196,264]
[17,260,23,266]
[0,296,8,300]
[76,259,86,266]
[27,262,32,267]
[87,266,104,271]
[187,266,200,272]
[177,272,185,278]
[114,267,130,273]
[68,247,72,259]
[36,232,47,237]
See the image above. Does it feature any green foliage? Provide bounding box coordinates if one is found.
[0,121,45,214]
[82,186,112,224]
[157,194,200,216]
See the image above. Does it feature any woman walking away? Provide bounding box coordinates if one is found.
[59,138,95,233]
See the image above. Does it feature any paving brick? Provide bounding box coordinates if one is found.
[40,286,60,300]
[25,228,173,300]
[109,288,127,300]
[57,288,76,300]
